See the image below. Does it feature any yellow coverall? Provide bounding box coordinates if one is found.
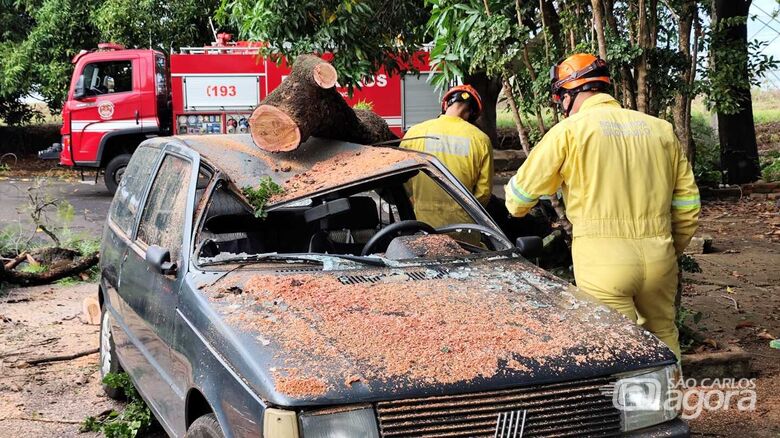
[401,114,494,228]
[504,93,700,358]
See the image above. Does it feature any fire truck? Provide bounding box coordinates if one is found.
[48,36,442,193]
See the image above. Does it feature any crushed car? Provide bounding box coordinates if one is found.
[98,134,689,437]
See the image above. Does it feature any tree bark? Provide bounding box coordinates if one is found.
[713,0,761,184]
[539,0,564,56]
[503,80,532,155]
[249,54,395,152]
[466,72,503,147]
[635,0,650,113]
[591,0,608,60]
[0,252,99,286]
[672,1,695,161]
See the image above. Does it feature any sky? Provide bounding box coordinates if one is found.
[749,0,780,88]
[749,0,780,60]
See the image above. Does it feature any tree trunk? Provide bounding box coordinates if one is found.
[672,1,695,161]
[591,0,608,60]
[466,72,503,147]
[605,0,637,110]
[635,0,650,113]
[503,80,532,155]
[521,45,547,135]
[539,0,564,56]
[713,0,761,184]
[249,54,395,152]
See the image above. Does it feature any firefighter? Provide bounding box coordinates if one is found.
[400,84,493,229]
[504,54,700,358]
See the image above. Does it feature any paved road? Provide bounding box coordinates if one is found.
[0,177,113,243]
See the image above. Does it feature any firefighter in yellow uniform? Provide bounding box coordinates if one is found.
[505,54,700,358]
[400,85,493,229]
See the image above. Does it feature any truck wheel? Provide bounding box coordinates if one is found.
[104,154,132,194]
[99,304,124,400]
[186,414,224,438]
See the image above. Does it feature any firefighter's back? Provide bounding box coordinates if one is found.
[558,94,681,240]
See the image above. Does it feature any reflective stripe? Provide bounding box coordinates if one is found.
[507,176,538,204]
[672,194,700,210]
[424,135,470,157]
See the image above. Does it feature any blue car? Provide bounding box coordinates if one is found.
[98,134,689,437]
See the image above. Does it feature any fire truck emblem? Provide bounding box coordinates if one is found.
[98,101,115,120]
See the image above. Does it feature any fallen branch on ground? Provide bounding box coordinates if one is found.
[25,347,99,366]
[4,252,29,270]
[0,251,99,286]
[720,294,739,311]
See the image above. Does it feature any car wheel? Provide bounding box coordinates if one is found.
[186,414,224,438]
[99,304,124,400]
[104,154,132,194]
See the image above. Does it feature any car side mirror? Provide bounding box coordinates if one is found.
[146,245,177,275]
[515,236,543,257]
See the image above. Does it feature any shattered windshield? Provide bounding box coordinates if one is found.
[195,166,510,268]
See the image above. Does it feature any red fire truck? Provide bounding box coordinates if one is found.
[49,37,441,193]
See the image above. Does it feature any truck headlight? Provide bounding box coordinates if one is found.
[614,365,681,432]
[300,406,379,438]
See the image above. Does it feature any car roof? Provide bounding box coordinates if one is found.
[171,134,429,199]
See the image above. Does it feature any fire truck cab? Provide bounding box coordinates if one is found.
[54,38,442,193]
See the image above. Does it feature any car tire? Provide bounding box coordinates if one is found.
[104,154,132,194]
[186,414,224,438]
[99,304,124,400]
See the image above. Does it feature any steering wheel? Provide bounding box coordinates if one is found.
[361,220,437,256]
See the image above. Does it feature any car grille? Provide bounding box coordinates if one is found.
[375,376,621,437]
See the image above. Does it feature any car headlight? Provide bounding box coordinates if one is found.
[614,365,681,432]
[299,406,379,438]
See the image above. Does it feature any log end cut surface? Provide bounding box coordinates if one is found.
[250,105,302,152]
[313,63,338,89]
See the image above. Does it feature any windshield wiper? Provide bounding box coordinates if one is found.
[199,252,389,268]
[199,253,324,266]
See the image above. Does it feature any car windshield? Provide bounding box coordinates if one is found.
[194,166,511,268]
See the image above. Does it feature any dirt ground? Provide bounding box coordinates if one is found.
[0,199,777,437]
[0,283,119,437]
[680,199,780,436]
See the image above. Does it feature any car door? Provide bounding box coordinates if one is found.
[69,56,141,164]
[117,143,198,430]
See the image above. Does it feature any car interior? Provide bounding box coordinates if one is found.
[193,168,500,263]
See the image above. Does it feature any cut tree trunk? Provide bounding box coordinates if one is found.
[249,54,395,152]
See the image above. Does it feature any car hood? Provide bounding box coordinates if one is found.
[193,256,674,407]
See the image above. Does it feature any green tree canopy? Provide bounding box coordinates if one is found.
[0,0,221,122]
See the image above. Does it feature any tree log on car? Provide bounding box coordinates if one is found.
[249,54,396,152]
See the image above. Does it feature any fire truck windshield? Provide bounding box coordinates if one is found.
[75,60,133,97]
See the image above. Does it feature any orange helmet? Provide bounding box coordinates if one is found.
[441,84,483,121]
[550,53,611,104]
